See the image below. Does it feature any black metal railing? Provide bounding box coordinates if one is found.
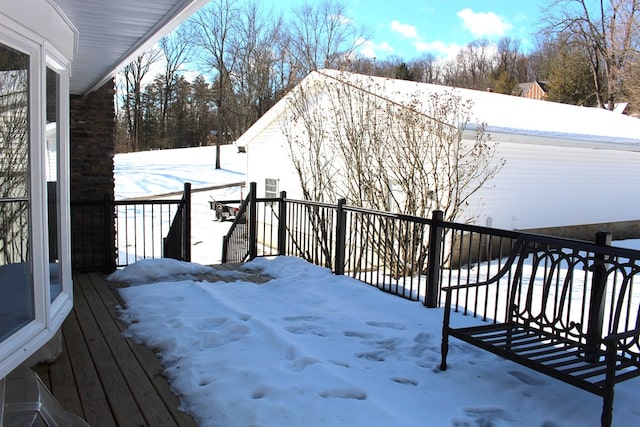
[70,198,111,271]
[71,183,191,272]
[222,189,511,307]
[221,182,254,263]
[163,183,192,262]
[222,184,639,322]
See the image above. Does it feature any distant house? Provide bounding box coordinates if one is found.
[239,69,640,241]
[0,0,207,382]
[515,81,548,100]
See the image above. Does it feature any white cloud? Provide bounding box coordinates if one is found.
[336,13,353,25]
[414,40,462,59]
[390,20,419,39]
[377,20,463,60]
[457,8,513,37]
[358,38,395,58]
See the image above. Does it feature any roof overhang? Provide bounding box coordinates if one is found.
[51,0,208,95]
[467,126,640,152]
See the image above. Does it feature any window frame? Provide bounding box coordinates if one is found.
[265,178,279,199]
[44,47,72,332]
[0,12,73,380]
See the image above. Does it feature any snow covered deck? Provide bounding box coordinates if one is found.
[32,264,265,427]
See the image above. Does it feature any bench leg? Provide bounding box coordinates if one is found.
[440,303,451,371]
[440,337,448,371]
[601,343,617,427]
[602,390,613,427]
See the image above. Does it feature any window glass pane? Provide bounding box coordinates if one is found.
[46,67,61,302]
[0,43,33,341]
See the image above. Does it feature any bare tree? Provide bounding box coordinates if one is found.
[541,0,640,109]
[120,48,162,151]
[491,37,522,94]
[623,50,640,114]
[228,1,284,136]
[281,71,504,276]
[158,26,193,145]
[286,0,370,80]
[190,0,240,168]
[408,53,440,84]
[281,77,339,204]
[454,39,495,90]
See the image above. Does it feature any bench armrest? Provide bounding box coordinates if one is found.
[442,235,526,295]
[442,280,498,292]
[604,327,640,343]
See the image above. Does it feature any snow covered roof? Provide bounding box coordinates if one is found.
[319,69,640,149]
[239,69,640,151]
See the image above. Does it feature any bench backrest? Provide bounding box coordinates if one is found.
[507,234,640,357]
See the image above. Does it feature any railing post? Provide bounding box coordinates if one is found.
[221,235,228,263]
[334,198,347,275]
[277,191,287,256]
[425,210,444,308]
[248,181,258,260]
[586,230,612,361]
[182,182,192,262]
[103,194,116,274]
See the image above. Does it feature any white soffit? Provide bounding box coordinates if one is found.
[51,0,208,95]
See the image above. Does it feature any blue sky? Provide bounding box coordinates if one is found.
[281,0,549,60]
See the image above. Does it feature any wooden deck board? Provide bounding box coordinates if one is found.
[87,272,195,427]
[60,308,118,426]
[100,280,196,427]
[48,330,86,418]
[73,273,150,426]
[34,271,198,427]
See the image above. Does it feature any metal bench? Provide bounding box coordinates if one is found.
[440,233,640,427]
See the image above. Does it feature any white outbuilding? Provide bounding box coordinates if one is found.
[240,69,640,241]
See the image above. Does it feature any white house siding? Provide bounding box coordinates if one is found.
[467,140,640,231]
[249,132,640,233]
[247,122,304,200]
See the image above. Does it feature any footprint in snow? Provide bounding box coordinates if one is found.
[343,330,382,340]
[250,385,270,399]
[410,332,438,358]
[356,350,386,361]
[196,317,227,330]
[507,369,546,386]
[329,359,350,368]
[413,332,432,343]
[460,406,512,426]
[391,377,418,386]
[355,337,405,362]
[285,324,327,337]
[289,356,320,372]
[319,388,367,400]
[365,320,407,330]
[283,315,321,322]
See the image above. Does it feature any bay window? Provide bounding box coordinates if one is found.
[0,4,74,379]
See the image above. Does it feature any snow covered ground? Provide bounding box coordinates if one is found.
[114,145,246,265]
[112,145,640,427]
